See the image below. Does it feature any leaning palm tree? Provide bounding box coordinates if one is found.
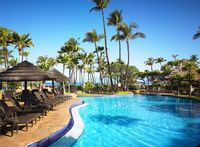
[83,29,104,84]
[107,9,123,61]
[193,26,200,40]
[119,22,145,89]
[145,57,155,71]
[12,32,34,62]
[90,0,114,88]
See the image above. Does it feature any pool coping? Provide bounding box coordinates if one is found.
[27,101,87,147]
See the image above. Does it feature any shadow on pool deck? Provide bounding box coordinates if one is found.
[90,115,142,126]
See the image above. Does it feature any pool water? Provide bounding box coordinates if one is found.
[54,95,200,147]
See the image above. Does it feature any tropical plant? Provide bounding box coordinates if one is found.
[84,81,95,93]
[12,32,34,62]
[145,57,155,71]
[90,0,114,88]
[107,9,123,61]
[118,22,145,89]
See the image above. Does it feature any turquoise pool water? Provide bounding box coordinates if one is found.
[54,95,200,147]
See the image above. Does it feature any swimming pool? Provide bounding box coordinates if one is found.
[52,94,200,147]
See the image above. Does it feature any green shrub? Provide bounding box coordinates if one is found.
[84,82,95,93]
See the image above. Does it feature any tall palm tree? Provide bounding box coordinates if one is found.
[12,32,34,62]
[0,27,13,69]
[155,57,166,67]
[57,54,72,94]
[107,9,123,61]
[83,29,104,84]
[90,0,114,88]
[145,57,155,71]
[193,26,200,40]
[119,22,145,89]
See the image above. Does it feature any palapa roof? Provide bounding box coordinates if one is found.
[0,61,55,81]
[48,68,69,82]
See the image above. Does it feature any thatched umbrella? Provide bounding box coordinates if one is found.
[0,61,55,102]
[48,68,70,94]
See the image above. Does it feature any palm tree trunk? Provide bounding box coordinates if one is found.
[124,40,130,90]
[101,9,113,89]
[94,42,103,84]
[62,64,66,95]
[151,65,153,71]
[118,31,122,61]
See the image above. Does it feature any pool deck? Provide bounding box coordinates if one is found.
[0,94,81,147]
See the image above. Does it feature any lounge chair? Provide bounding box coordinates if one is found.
[9,97,43,120]
[0,100,37,132]
[0,110,14,136]
[32,90,54,110]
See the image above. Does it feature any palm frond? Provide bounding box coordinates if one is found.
[89,6,101,13]
[193,31,200,40]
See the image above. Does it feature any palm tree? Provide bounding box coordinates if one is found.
[57,54,72,94]
[145,57,155,71]
[36,55,49,71]
[172,54,178,61]
[0,27,13,69]
[190,54,199,64]
[119,22,145,89]
[83,29,104,84]
[155,57,166,67]
[23,51,30,61]
[107,9,123,61]
[90,0,114,88]
[47,57,57,69]
[193,26,200,40]
[9,58,18,67]
[0,49,14,69]
[12,32,34,62]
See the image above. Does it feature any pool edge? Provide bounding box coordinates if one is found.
[27,101,86,147]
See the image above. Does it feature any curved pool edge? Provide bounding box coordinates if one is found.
[27,101,88,147]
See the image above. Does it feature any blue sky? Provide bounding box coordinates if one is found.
[1,0,200,71]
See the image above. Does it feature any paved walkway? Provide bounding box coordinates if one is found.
[0,94,81,147]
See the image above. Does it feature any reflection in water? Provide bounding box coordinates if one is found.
[144,95,200,118]
[90,115,141,126]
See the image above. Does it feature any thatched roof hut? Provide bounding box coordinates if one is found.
[48,68,69,82]
[0,61,55,81]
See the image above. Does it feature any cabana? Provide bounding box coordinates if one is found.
[0,61,55,103]
[48,68,70,94]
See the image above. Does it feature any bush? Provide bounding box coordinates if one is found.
[84,82,95,93]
